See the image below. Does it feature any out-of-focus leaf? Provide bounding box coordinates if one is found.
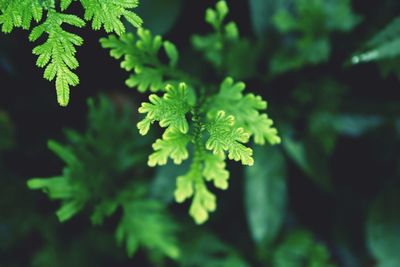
[245,145,287,245]
[135,0,183,35]
[352,17,400,64]
[0,110,15,151]
[332,114,384,137]
[273,229,336,267]
[367,185,400,267]
[282,134,310,175]
[180,231,250,267]
[283,133,332,192]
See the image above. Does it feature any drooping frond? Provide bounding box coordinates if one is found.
[30,11,85,106]
[0,0,142,106]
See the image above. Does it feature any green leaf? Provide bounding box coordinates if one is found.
[30,11,85,106]
[205,110,254,166]
[367,185,400,267]
[60,0,74,11]
[138,83,192,135]
[283,133,332,192]
[150,160,190,204]
[164,41,179,67]
[148,128,190,167]
[203,154,229,190]
[352,17,400,64]
[273,229,336,267]
[208,77,281,145]
[245,145,287,245]
[116,200,180,259]
[0,0,43,33]
[101,30,183,93]
[80,0,142,35]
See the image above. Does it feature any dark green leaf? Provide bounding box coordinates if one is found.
[367,185,400,267]
[245,145,287,244]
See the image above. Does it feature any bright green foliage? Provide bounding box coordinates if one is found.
[148,128,191,167]
[207,77,281,145]
[0,0,142,106]
[138,83,193,135]
[0,0,43,32]
[27,96,178,259]
[101,29,187,92]
[30,11,85,106]
[205,111,253,165]
[105,1,280,224]
[80,0,142,35]
[273,229,336,267]
[271,0,359,74]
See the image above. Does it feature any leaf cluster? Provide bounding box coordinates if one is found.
[102,1,281,224]
[0,0,142,106]
[27,96,179,259]
[271,0,360,74]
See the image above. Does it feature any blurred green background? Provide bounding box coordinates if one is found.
[1,0,400,266]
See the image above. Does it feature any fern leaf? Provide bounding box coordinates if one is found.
[208,77,281,145]
[80,0,142,35]
[206,111,254,166]
[29,11,85,106]
[60,0,75,11]
[100,30,182,92]
[116,200,180,259]
[138,83,192,135]
[203,154,229,190]
[0,0,43,33]
[175,167,217,225]
[148,128,191,167]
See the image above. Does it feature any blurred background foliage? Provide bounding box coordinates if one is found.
[1,0,400,266]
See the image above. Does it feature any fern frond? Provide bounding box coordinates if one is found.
[29,10,85,106]
[208,77,281,145]
[203,153,229,190]
[175,165,217,225]
[1,0,142,106]
[206,111,253,166]
[0,0,43,33]
[148,128,191,167]
[101,29,186,92]
[116,200,179,259]
[192,0,239,70]
[137,83,193,135]
[80,0,142,35]
[27,140,88,222]
[27,96,178,259]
